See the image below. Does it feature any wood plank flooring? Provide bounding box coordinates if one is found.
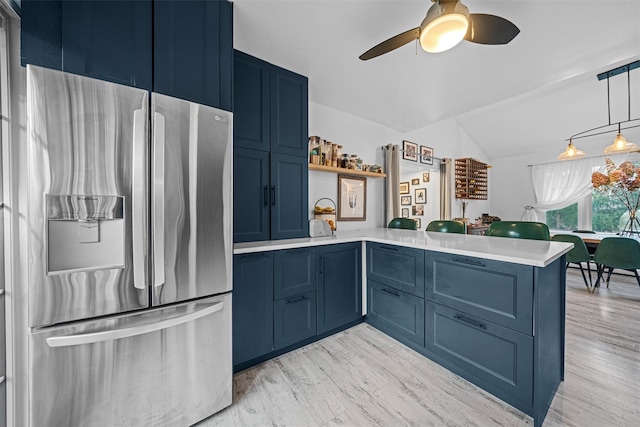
[198,269,640,427]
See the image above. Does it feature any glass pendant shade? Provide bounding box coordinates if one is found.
[557,141,586,160]
[603,132,639,154]
[419,1,470,53]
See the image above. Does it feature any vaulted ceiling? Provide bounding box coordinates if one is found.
[232,0,640,160]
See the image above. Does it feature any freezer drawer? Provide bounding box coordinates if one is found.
[28,294,232,427]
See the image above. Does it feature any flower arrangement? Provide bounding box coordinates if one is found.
[591,159,640,235]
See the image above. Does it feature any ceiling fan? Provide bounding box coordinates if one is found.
[359,0,520,61]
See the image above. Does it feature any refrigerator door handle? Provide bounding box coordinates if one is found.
[153,112,166,288]
[132,109,147,290]
[46,300,224,348]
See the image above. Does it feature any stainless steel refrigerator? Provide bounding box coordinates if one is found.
[23,65,232,426]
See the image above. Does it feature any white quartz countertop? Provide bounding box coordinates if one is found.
[233,228,573,267]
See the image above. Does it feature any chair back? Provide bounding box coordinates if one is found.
[387,218,418,230]
[426,220,466,234]
[572,230,596,234]
[551,234,591,263]
[593,237,640,269]
[486,221,550,241]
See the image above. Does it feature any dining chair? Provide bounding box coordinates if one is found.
[425,220,466,234]
[593,237,640,289]
[387,218,418,230]
[485,221,551,241]
[551,234,594,292]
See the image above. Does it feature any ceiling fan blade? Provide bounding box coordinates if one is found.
[359,27,420,61]
[464,13,520,45]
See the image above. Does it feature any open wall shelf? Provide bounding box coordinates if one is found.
[309,163,387,178]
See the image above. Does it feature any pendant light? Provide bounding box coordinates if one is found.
[557,139,586,160]
[603,124,639,154]
[559,60,640,160]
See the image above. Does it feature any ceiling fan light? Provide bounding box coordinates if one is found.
[419,1,470,53]
[603,132,639,154]
[558,141,586,161]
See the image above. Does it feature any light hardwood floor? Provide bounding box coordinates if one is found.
[199,269,640,427]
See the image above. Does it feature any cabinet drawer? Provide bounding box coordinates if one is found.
[367,280,424,347]
[274,291,317,350]
[425,302,533,405]
[367,243,425,297]
[274,248,316,299]
[425,252,533,335]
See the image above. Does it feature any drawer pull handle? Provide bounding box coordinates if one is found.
[453,314,486,330]
[380,288,400,297]
[380,245,400,252]
[286,296,307,304]
[452,257,486,268]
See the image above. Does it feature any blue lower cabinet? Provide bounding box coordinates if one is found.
[317,243,362,334]
[425,252,533,334]
[367,242,425,297]
[274,248,316,299]
[274,291,317,350]
[425,301,533,406]
[232,252,274,367]
[367,280,424,346]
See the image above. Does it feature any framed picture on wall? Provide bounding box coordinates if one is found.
[415,188,426,204]
[337,174,367,221]
[412,205,424,216]
[420,145,433,165]
[403,140,418,161]
[411,178,420,185]
[400,195,411,206]
[399,182,409,194]
[423,172,430,182]
[401,208,409,218]
[413,218,421,229]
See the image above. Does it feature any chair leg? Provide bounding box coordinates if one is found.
[586,261,593,290]
[577,263,591,292]
[594,264,604,290]
[606,267,614,288]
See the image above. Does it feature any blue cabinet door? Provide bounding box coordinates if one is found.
[270,65,309,157]
[233,252,274,367]
[233,50,270,151]
[367,243,425,297]
[274,248,316,300]
[367,280,425,346]
[154,0,233,110]
[424,252,534,334]
[233,148,270,243]
[317,242,362,334]
[21,0,153,90]
[425,301,533,406]
[270,154,309,240]
[21,0,63,70]
[274,291,317,350]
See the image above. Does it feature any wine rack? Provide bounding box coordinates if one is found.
[455,158,488,200]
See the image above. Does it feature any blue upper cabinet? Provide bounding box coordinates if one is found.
[233,50,309,243]
[21,0,153,91]
[270,65,309,157]
[21,0,233,110]
[154,0,233,110]
[233,51,270,151]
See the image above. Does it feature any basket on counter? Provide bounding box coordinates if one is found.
[313,198,336,233]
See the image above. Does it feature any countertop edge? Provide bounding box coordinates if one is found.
[233,228,573,268]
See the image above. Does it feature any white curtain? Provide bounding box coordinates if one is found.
[384,144,400,224]
[439,158,453,220]
[529,156,613,221]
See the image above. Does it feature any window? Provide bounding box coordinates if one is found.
[546,190,628,233]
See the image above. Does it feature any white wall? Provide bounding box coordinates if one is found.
[309,102,493,230]
[401,118,492,222]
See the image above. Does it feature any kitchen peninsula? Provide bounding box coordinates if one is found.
[234,229,572,427]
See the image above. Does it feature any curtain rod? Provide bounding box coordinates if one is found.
[527,151,640,167]
[381,145,444,162]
